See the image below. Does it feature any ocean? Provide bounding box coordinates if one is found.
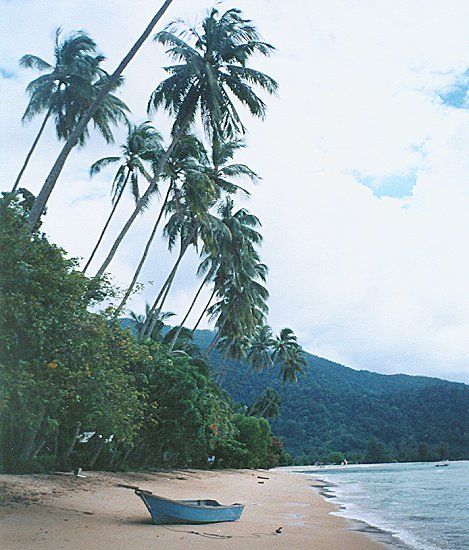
[299,461,469,549]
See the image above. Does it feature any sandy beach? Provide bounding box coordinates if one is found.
[0,468,384,549]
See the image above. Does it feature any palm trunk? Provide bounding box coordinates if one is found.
[63,421,81,462]
[12,108,52,193]
[203,317,228,360]
[191,286,216,333]
[94,123,188,276]
[168,272,210,351]
[141,227,197,338]
[113,181,173,315]
[27,0,175,231]
[141,242,188,338]
[89,436,105,468]
[19,410,46,462]
[216,354,230,385]
[258,394,277,418]
[82,170,130,274]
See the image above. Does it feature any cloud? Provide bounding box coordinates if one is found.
[1,0,469,382]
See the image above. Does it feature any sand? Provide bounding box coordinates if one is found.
[0,469,384,549]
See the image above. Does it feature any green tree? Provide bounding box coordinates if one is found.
[95,7,277,276]
[84,121,163,272]
[0,195,142,472]
[233,414,271,468]
[26,0,174,230]
[114,134,208,315]
[168,139,258,350]
[14,29,129,193]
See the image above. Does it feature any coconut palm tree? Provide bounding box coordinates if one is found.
[27,0,174,229]
[248,387,280,418]
[204,247,269,361]
[246,325,275,373]
[141,200,222,339]
[113,134,209,315]
[278,344,306,383]
[167,140,258,350]
[192,198,266,344]
[83,122,162,273]
[94,7,277,275]
[129,305,174,339]
[13,29,126,192]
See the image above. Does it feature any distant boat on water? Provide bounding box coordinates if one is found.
[434,463,449,467]
[119,484,244,525]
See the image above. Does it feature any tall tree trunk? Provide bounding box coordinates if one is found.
[62,421,81,462]
[191,286,216,333]
[82,170,130,274]
[113,181,173,315]
[120,446,133,468]
[258,394,277,418]
[203,317,228,360]
[141,229,196,338]
[31,439,47,459]
[89,436,105,468]
[12,108,51,193]
[94,123,188,276]
[141,244,187,338]
[19,412,46,463]
[27,0,175,230]
[168,272,210,351]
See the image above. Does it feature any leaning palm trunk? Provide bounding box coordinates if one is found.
[203,316,228,360]
[258,394,277,418]
[168,272,211,351]
[141,239,191,338]
[82,170,130,273]
[191,286,217,333]
[12,108,52,193]
[94,123,188,276]
[113,182,173,315]
[27,0,174,230]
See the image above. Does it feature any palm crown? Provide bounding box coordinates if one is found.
[21,28,128,146]
[90,121,163,203]
[148,8,278,138]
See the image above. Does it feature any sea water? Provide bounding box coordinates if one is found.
[300,461,469,549]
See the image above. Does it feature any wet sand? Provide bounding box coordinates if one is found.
[0,469,384,549]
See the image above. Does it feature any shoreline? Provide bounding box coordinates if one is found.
[0,468,384,549]
[310,476,411,549]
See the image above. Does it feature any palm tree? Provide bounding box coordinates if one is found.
[205,247,269,360]
[13,29,120,192]
[27,0,174,230]
[141,202,219,339]
[83,122,162,273]
[195,197,266,338]
[113,135,208,314]
[247,327,306,415]
[94,7,277,275]
[167,139,258,350]
[278,345,307,383]
[248,387,280,418]
[129,305,174,339]
[246,325,275,373]
[270,328,307,382]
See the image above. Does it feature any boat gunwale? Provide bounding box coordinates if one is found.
[137,490,244,510]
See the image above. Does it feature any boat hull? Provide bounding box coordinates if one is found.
[137,492,244,525]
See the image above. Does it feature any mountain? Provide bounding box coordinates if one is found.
[192,330,468,463]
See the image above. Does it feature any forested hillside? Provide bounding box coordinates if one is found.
[194,330,469,464]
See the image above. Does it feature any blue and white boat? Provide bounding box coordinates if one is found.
[128,486,245,525]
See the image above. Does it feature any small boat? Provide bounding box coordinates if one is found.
[120,485,244,525]
[435,463,449,467]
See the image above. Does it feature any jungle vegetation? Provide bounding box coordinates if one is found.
[0,6,306,474]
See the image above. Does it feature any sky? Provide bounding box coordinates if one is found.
[1,0,469,383]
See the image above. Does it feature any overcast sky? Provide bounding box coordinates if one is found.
[1,0,469,382]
